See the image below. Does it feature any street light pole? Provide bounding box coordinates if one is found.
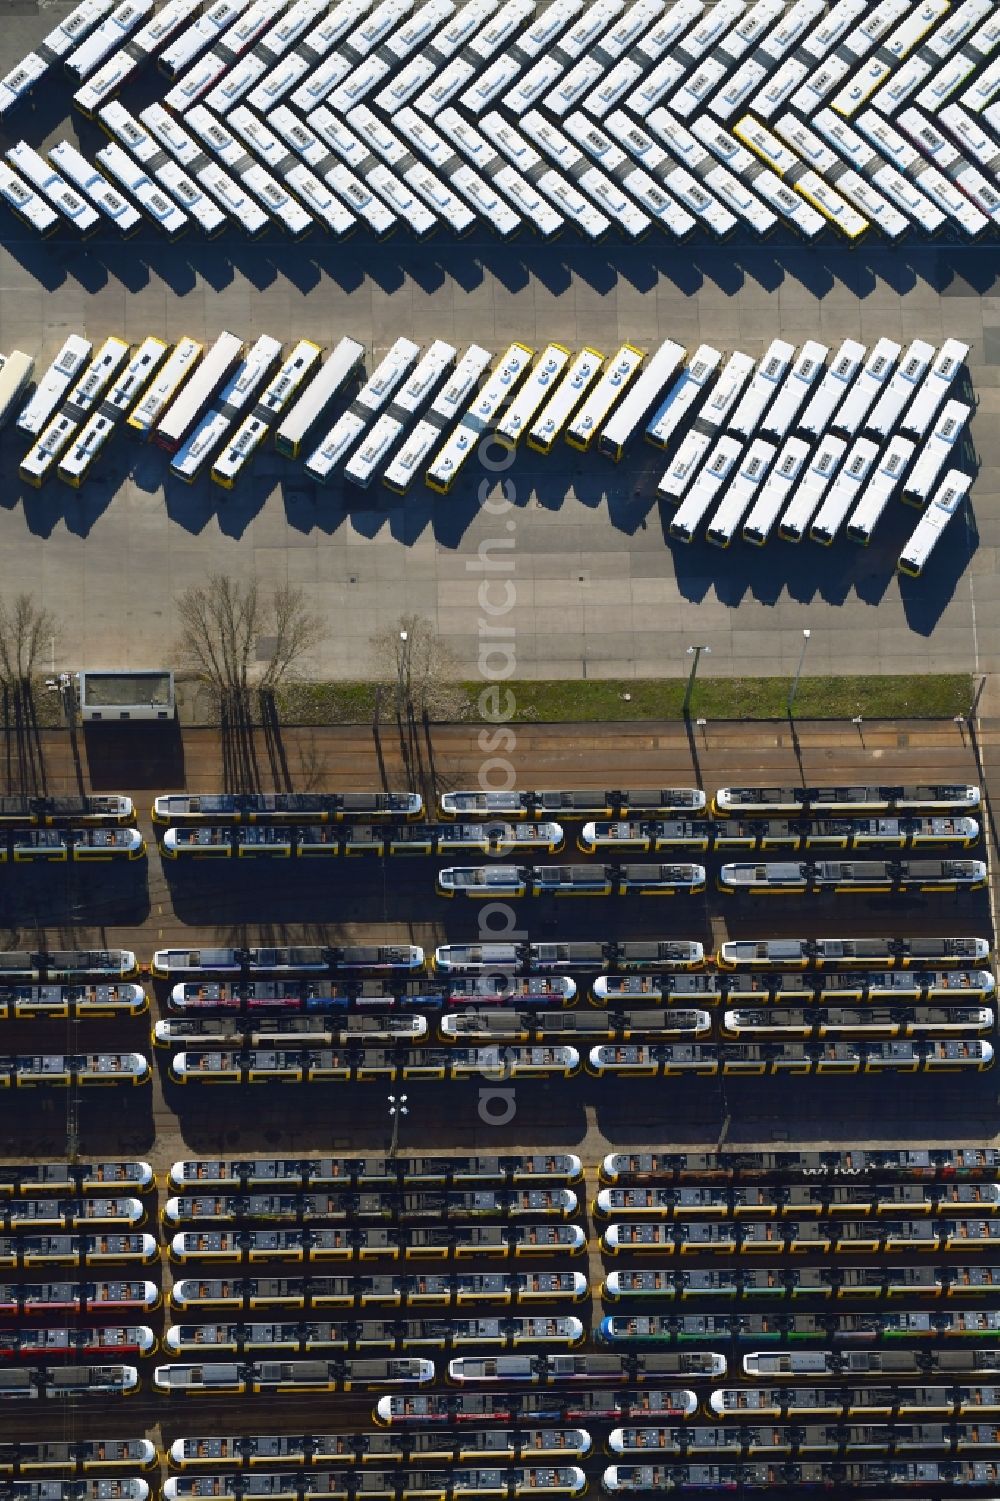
[683,645,711,717]
[787,629,811,718]
[388,1093,408,1157]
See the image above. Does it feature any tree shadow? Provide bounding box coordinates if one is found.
[1,681,47,796]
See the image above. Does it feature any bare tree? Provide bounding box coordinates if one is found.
[371,614,467,723]
[175,575,323,714]
[0,594,57,689]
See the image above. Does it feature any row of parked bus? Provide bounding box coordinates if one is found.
[165,1039,995,1083]
[4,0,1000,247]
[156,1005,996,1050]
[656,337,973,554]
[601,1265,1000,1301]
[167,1272,587,1311]
[158,814,986,861]
[434,860,988,896]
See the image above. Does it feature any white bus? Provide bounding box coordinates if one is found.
[901,400,972,506]
[798,338,867,439]
[63,0,155,85]
[496,343,571,448]
[899,339,969,440]
[742,436,811,544]
[163,0,279,109]
[17,337,91,438]
[527,348,604,455]
[95,141,190,237]
[779,434,848,541]
[565,344,643,451]
[106,336,170,420]
[939,103,1000,172]
[153,331,244,453]
[171,334,283,482]
[809,435,880,544]
[706,438,777,548]
[645,346,721,449]
[72,0,199,114]
[4,142,100,235]
[830,337,901,437]
[48,140,141,234]
[383,344,492,492]
[669,435,743,542]
[159,0,251,78]
[139,102,264,234]
[692,350,755,435]
[0,0,115,115]
[898,470,971,577]
[760,341,828,442]
[274,336,365,460]
[212,340,324,488]
[20,415,80,487]
[727,340,795,441]
[57,411,117,488]
[425,342,535,493]
[864,339,936,440]
[344,413,407,487]
[845,435,917,544]
[304,337,421,482]
[656,430,712,501]
[597,340,685,460]
[128,338,202,438]
[0,351,34,429]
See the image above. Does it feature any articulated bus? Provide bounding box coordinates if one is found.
[440,1010,712,1045]
[432,942,706,974]
[152,946,424,979]
[0,1436,155,1471]
[425,343,535,493]
[0,983,147,1019]
[171,335,283,482]
[168,1046,582,1085]
[155,1014,429,1049]
[165,1468,584,1499]
[166,1154,581,1193]
[374,1389,699,1426]
[718,859,987,894]
[0,1364,138,1399]
[0,950,137,982]
[591,967,994,1006]
[16,337,91,437]
[168,1429,591,1468]
[602,1459,1000,1491]
[721,1005,993,1041]
[154,1357,435,1395]
[153,791,422,823]
[447,1353,724,1387]
[154,330,244,452]
[644,347,722,450]
[602,1262,1000,1300]
[588,1040,994,1079]
[168,1224,586,1265]
[598,1311,1000,1347]
[708,1383,1000,1420]
[0,792,133,825]
[164,1315,585,1356]
[0,827,144,860]
[0,1159,151,1195]
[211,339,323,488]
[165,977,451,1012]
[273,336,365,460]
[713,785,981,817]
[606,1418,1000,1456]
[161,1186,579,1226]
[598,1146,1000,1185]
[716,937,990,970]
